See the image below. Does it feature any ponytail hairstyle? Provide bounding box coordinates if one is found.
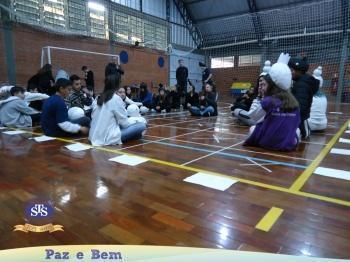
[97,74,121,106]
[264,74,299,112]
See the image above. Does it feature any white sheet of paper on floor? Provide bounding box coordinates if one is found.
[339,138,350,144]
[184,172,237,191]
[330,148,350,156]
[65,143,91,152]
[109,154,149,166]
[2,130,26,135]
[329,112,343,115]
[315,167,350,181]
[33,135,56,142]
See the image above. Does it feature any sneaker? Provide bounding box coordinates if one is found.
[161,109,166,113]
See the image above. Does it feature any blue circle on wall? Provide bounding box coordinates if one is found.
[158,56,165,68]
[119,50,128,64]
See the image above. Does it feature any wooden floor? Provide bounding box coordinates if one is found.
[1,101,350,259]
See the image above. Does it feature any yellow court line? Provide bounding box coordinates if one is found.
[289,119,350,191]
[6,127,350,208]
[255,207,284,232]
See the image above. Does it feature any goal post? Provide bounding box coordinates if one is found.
[41,46,120,67]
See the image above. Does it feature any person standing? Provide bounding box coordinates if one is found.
[176,59,188,98]
[105,57,124,78]
[199,62,213,91]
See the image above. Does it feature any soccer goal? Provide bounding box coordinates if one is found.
[41,46,120,68]
[40,46,120,90]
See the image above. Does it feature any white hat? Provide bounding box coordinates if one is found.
[68,107,85,120]
[313,66,323,88]
[268,53,292,91]
[127,104,140,117]
[260,60,271,76]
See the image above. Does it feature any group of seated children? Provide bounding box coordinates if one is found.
[232,53,327,151]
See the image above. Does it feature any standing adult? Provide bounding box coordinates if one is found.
[199,62,213,91]
[81,66,95,94]
[176,59,188,98]
[105,57,124,78]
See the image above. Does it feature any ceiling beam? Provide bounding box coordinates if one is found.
[173,0,203,48]
[194,0,321,25]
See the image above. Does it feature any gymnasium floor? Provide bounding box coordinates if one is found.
[0,101,350,259]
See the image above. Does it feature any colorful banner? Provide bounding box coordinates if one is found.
[13,223,64,233]
[0,245,347,262]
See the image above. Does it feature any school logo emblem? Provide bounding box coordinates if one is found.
[13,201,63,233]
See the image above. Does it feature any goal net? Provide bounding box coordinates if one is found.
[200,0,350,108]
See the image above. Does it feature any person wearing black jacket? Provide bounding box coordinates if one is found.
[105,58,124,78]
[176,59,188,97]
[289,57,320,139]
[27,64,55,96]
[184,83,199,110]
[189,83,217,117]
[81,66,95,94]
[152,86,171,113]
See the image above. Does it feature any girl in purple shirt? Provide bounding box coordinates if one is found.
[244,74,300,151]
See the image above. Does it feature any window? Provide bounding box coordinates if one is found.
[13,0,41,25]
[43,0,66,30]
[111,11,168,51]
[211,56,234,68]
[68,0,87,33]
[238,55,261,66]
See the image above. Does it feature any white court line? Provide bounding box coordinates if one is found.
[246,158,272,173]
[143,134,313,162]
[119,127,214,150]
[213,135,220,143]
[147,118,207,129]
[240,163,277,166]
[181,140,244,166]
[146,124,327,146]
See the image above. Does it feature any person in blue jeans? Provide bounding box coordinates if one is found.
[89,74,147,146]
[41,78,90,137]
[189,83,218,117]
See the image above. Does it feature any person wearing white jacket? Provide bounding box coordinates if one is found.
[308,66,327,131]
[233,73,269,126]
[89,75,147,146]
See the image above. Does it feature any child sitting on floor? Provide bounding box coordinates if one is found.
[41,78,90,137]
[244,53,300,151]
[89,75,146,146]
[127,104,147,125]
[233,74,268,126]
[138,82,153,109]
[66,74,93,111]
[307,66,327,132]
[189,83,217,117]
[0,86,40,127]
[184,82,199,110]
[152,86,171,113]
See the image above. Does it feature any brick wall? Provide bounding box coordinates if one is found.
[0,22,168,93]
[0,27,7,84]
